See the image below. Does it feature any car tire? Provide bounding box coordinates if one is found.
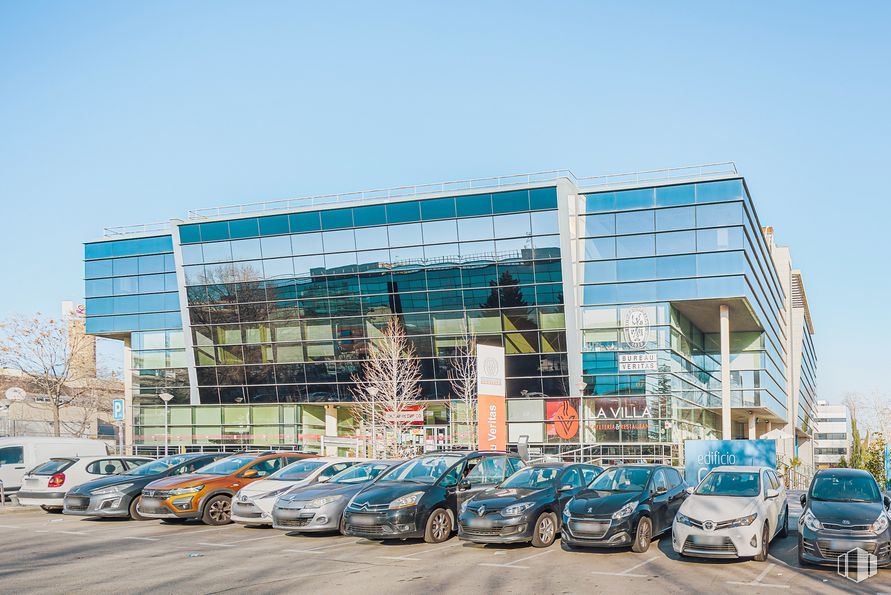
[202,495,232,526]
[779,506,789,538]
[631,516,652,553]
[40,505,63,514]
[129,496,148,521]
[339,514,347,535]
[754,523,770,562]
[531,512,558,548]
[423,508,452,544]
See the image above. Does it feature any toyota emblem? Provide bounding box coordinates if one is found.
[703,520,715,531]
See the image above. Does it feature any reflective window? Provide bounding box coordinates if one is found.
[530,187,558,210]
[386,200,421,224]
[655,230,696,255]
[616,210,654,234]
[617,258,657,281]
[293,255,325,276]
[259,215,289,236]
[85,259,113,279]
[457,217,494,241]
[291,232,323,256]
[113,277,139,295]
[263,257,294,279]
[655,206,695,231]
[424,243,460,262]
[178,225,200,244]
[583,260,617,283]
[200,221,229,242]
[460,240,496,259]
[422,220,458,244]
[655,184,695,206]
[696,180,744,203]
[231,238,262,261]
[289,211,321,233]
[181,244,204,265]
[138,274,166,293]
[696,201,743,227]
[580,213,615,237]
[585,192,615,212]
[321,208,353,230]
[261,235,292,258]
[696,227,743,251]
[614,188,654,210]
[456,193,492,217]
[616,234,655,258]
[322,230,356,252]
[420,197,456,220]
[203,242,232,263]
[388,223,423,247]
[355,226,389,250]
[229,218,259,239]
[112,257,138,276]
[657,254,696,278]
[531,210,559,235]
[584,237,616,260]
[493,213,532,238]
[352,204,387,227]
[138,254,166,274]
[325,251,358,269]
[492,190,529,214]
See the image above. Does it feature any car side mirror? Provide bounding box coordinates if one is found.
[317,475,330,483]
[884,495,890,510]
[684,486,694,495]
[458,479,471,491]
[241,469,259,479]
[800,494,807,507]
[655,485,668,495]
[766,488,780,499]
[558,484,573,493]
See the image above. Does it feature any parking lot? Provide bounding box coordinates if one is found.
[0,494,888,594]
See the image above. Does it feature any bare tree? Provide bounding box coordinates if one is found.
[448,325,477,449]
[351,317,422,457]
[0,314,97,437]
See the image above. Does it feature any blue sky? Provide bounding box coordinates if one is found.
[1,2,888,403]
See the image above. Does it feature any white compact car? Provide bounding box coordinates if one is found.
[17,455,154,511]
[231,457,363,526]
[672,465,788,561]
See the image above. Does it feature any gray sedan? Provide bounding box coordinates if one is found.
[272,460,400,533]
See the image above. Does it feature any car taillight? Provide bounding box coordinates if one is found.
[48,473,65,488]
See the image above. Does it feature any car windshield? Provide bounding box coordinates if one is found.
[500,466,560,489]
[811,474,881,502]
[31,459,75,475]
[124,455,196,477]
[268,460,326,481]
[588,467,651,492]
[696,471,760,497]
[330,463,394,484]
[196,455,257,476]
[386,455,462,484]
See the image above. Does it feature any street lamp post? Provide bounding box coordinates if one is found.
[159,393,174,456]
[367,387,380,458]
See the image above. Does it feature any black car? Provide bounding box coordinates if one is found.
[62,453,227,520]
[561,464,687,552]
[343,451,526,543]
[458,462,603,547]
[799,468,891,566]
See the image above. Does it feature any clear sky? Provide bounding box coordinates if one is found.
[1,1,888,404]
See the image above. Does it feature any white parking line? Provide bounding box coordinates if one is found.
[479,549,553,569]
[284,539,362,554]
[727,563,790,590]
[224,535,281,545]
[196,542,236,548]
[378,541,463,561]
[124,536,160,541]
[186,527,231,535]
[590,556,659,578]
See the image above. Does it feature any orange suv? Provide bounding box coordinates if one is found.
[138,451,314,525]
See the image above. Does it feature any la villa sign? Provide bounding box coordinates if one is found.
[592,402,653,419]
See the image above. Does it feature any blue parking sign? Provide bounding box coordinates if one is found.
[112,399,125,421]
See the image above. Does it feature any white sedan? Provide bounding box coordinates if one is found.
[672,465,788,561]
[230,457,363,526]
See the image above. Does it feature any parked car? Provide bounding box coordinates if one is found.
[138,451,313,525]
[458,462,603,547]
[562,464,687,552]
[62,453,227,520]
[231,457,363,526]
[0,437,109,495]
[672,465,787,561]
[272,460,402,533]
[17,455,154,511]
[798,468,891,567]
[343,451,525,543]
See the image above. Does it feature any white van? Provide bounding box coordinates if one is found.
[0,437,109,494]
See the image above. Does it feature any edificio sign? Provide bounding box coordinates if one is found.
[684,439,777,485]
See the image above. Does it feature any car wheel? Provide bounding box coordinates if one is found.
[779,506,789,538]
[754,523,770,562]
[202,495,232,525]
[531,512,558,548]
[339,514,347,535]
[40,505,63,514]
[129,496,148,521]
[631,516,652,553]
[424,508,452,544]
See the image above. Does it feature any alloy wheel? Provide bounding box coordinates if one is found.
[539,515,555,544]
[431,511,449,541]
[209,499,231,523]
[639,518,651,548]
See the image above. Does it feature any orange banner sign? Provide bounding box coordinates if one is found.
[478,393,507,451]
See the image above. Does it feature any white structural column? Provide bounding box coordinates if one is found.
[720,304,732,439]
[324,405,338,437]
[123,338,134,454]
[748,413,757,440]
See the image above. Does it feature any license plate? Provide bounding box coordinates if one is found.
[350,514,377,526]
[23,477,38,485]
[691,535,725,546]
[466,517,495,529]
[140,498,165,510]
[828,540,863,551]
[574,521,607,533]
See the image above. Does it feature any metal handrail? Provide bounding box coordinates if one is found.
[102,221,171,237]
[576,162,738,189]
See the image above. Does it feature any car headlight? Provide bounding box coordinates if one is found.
[389,491,424,510]
[725,513,758,528]
[675,512,694,526]
[93,483,133,495]
[308,495,343,509]
[168,485,204,496]
[502,502,534,517]
[612,501,636,520]
[801,509,822,532]
[870,512,890,535]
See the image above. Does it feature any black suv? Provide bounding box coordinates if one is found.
[562,464,687,552]
[343,451,525,543]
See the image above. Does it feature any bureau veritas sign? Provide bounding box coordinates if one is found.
[477,344,506,450]
[623,308,650,349]
[618,353,658,372]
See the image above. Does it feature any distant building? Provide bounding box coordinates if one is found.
[814,400,850,467]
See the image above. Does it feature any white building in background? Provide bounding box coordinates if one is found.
[814,400,850,467]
